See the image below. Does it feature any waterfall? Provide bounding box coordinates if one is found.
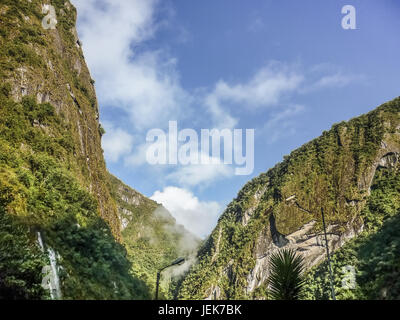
[37,232,62,300]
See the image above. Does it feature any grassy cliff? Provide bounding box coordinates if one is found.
[0,0,120,235]
[0,90,150,299]
[303,162,400,300]
[178,97,400,300]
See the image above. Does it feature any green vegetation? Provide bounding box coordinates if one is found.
[0,0,199,300]
[1,0,399,301]
[268,249,306,300]
[0,206,47,300]
[98,123,106,137]
[0,90,150,299]
[108,174,200,300]
[0,1,45,71]
[303,164,400,300]
[179,97,400,299]
[0,0,121,237]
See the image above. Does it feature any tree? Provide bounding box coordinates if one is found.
[268,248,306,300]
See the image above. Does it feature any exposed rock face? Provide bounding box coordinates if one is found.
[1,0,120,237]
[243,149,396,296]
[246,216,364,294]
[205,285,221,300]
[377,152,398,169]
[110,175,154,231]
[242,186,268,226]
[178,98,400,300]
[359,140,400,194]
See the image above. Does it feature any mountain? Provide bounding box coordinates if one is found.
[0,0,198,300]
[2,0,399,301]
[178,97,400,300]
[108,174,200,299]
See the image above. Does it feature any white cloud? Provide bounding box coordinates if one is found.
[209,63,303,108]
[166,150,234,187]
[204,62,304,128]
[248,18,264,33]
[125,139,235,188]
[123,143,149,167]
[71,0,189,130]
[151,187,222,238]
[262,104,305,143]
[205,94,239,129]
[311,73,366,89]
[102,122,134,163]
[123,147,235,189]
[302,63,367,93]
[166,161,233,187]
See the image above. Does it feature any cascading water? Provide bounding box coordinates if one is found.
[37,232,62,300]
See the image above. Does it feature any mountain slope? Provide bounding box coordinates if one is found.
[178,97,400,300]
[0,0,120,236]
[303,161,400,300]
[108,174,200,299]
[0,0,151,299]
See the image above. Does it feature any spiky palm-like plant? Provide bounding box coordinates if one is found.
[268,248,306,300]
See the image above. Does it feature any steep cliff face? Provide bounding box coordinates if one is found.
[178,97,400,300]
[0,0,119,236]
[108,174,200,299]
[0,0,151,299]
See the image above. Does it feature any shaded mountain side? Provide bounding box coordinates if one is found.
[178,97,400,300]
[0,0,152,299]
[0,89,150,299]
[107,174,200,299]
[0,0,119,236]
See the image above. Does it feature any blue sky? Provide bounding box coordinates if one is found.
[71,0,400,238]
